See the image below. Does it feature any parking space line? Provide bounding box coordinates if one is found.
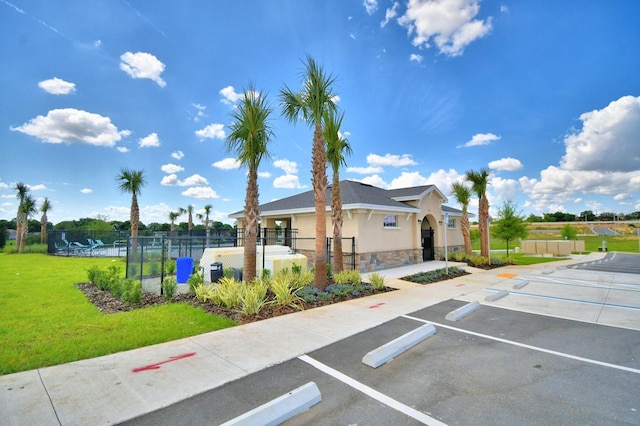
[520,275,640,292]
[298,355,447,426]
[483,288,640,311]
[403,316,640,375]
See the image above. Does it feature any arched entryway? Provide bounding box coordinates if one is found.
[421,227,434,261]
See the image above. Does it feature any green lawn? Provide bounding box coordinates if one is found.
[474,233,640,254]
[0,253,236,375]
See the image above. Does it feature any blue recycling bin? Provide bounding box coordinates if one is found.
[176,257,194,284]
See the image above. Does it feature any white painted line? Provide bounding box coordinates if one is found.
[403,315,640,375]
[485,290,509,302]
[541,269,555,275]
[362,324,437,368]
[512,280,529,289]
[221,382,321,426]
[445,301,481,321]
[299,355,447,426]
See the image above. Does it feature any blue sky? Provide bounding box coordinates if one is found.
[1,0,639,226]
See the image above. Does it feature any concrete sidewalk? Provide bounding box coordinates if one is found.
[0,253,618,425]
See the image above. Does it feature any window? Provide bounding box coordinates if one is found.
[383,215,398,228]
[447,219,455,229]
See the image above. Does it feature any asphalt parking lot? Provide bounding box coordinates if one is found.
[124,264,640,426]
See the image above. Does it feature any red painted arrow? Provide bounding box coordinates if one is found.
[133,352,197,373]
[369,302,386,309]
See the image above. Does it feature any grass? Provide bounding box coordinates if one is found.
[473,233,640,254]
[0,253,236,375]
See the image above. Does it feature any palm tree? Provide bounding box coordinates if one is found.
[168,211,181,232]
[325,109,352,274]
[450,182,472,255]
[185,205,194,235]
[18,194,38,253]
[280,56,338,290]
[197,204,213,246]
[40,197,52,245]
[226,83,274,282]
[115,167,146,248]
[14,182,28,251]
[465,168,491,258]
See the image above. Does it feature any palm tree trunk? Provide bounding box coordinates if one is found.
[479,197,489,257]
[461,211,472,255]
[15,218,23,252]
[131,194,139,252]
[331,171,344,273]
[40,214,47,245]
[243,169,259,282]
[312,122,328,290]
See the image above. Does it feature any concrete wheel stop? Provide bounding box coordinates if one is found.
[445,301,481,321]
[362,324,437,368]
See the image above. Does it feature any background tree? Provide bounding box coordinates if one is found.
[493,200,528,256]
[40,198,52,244]
[14,182,28,251]
[325,109,351,274]
[465,168,491,258]
[168,211,181,232]
[185,205,194,235]
[115,168,146,248]
[226,83,274,282]
[450,182,473,254]
[280,56,337,290]
[579,210,596,221]
[197,204,213,246]
[561,224,577,240]
[18,194,38,253]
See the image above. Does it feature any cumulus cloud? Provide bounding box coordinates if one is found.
[139,132,160,148]
[11,108,130,147]
[424,168,464,195]
[161,173,209,187]
[363,0,378,15]
[359,174,389,188]
[212,158,241,170]
[367,153,418,167]
[258,171,272,178]
[119,51,166,87]
[398,0,492,57]
[80,188,92,194]
[161,163,184,174]
[490,176,520,204]
[488,157,523,171]
[274,159,299,175]
[219,86,243,105]
[381,2,399,27]
[117,146,129,153]
[389,171,430,188]
[160,174,179,186]
[409,53,423,63]
[171,150,184,160]
[346,166,384,174]
[459,132,500,148]
[28,184,47,191]
[38,77,76,95]
[182,187,219,199]
[196,123,225,140]
[273,174,303,189]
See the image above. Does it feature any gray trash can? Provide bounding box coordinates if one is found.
[210,262,223,283]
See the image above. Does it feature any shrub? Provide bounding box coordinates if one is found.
[194,283,214,302]
[162,277,177,299]
[187,271,204,294]
[238,281,269,316]
[369,273,386,290]
[261,268,272,280]
[165,261,176,275]
[211,277,243,309]
[121,279,142,304]
[334,269,361,286]
[270,276,304,310]
[149,262,160,276]
[128,265,138,278]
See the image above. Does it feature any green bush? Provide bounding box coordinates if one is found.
[187,271,204,294]
[165,261,176,275]
[369,273,386,290]
[149,262,160,276]
[239,281,269,316]
[334,269,361,285]
[162,277,177,299]
[270,276,304,310]
[121,279,142,304]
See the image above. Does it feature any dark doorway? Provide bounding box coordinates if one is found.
[422,228,434,261]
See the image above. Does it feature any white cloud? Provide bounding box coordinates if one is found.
[161,173,208,187]
[359,174,388,189]
[561,95,640,173]
[38,77,76,95]
[11,108,129,147]
[273,174,303,189]
[28,184,47,191]
[367,153,418,167]
[171,150,184,160]
[0,179,9,189]
[398,0,492,57]
[258,171,272,178]
[346,166,384,174]
[161,163,184,174]
[191,103,206,121]
[182,187,219,199]
[389,171,429,188]
[381,2,399,27]
[80,188,92,194]
[490,176,520,204]
[117,146,129,153]
[160,174,179,186]
[424,168,464,195]
[119,51,166,87]
[196,123,225,140]
[139,132,160,148]
[459,132,500,148]
[274,159,299,175]
[488,157,523,171]
[363,0,378,15]
[409,53,423,63]
[219,86,243,105]
[614,193,632,201]
[212,158,241,170]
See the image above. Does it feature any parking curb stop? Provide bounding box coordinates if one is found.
[362,324,437,368]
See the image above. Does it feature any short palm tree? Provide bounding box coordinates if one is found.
[197,204,213,246]
[280,56,338,290]
[18,194,38,253]
[168,211,181,232]
[14,182,28,251]
[450,182,472,254]
[325,109,352,274]
[115,168,146,248]
[465,169,491,257]
[226,83,274,282]
[40,197,52,245]
[186,205,194,235]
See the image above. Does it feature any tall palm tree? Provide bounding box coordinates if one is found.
[168,211,181,232]
[197,204,213,246]
[115,167,146,248]
[280,56,338,290]
[226,83,274,282]
[18,194,38,253]
[325,109,352,274]
[465,168,491,258]
[450,182,472,254]
[14,182,28,251]
[186,205,194,235]
[40,197,52,245]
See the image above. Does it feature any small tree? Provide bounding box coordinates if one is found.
[493,200,528,256]
[561,224,577,240]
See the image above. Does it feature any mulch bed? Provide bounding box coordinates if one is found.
[76,282,395,324]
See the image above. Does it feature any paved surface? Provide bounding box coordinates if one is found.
[568,252,640,274]
[2,253,640,425]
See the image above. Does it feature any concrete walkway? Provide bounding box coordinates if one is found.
[3,252,635,425]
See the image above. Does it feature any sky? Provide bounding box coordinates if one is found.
[1,0,639,227]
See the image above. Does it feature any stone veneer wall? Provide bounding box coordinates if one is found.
[434,245,466,260]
